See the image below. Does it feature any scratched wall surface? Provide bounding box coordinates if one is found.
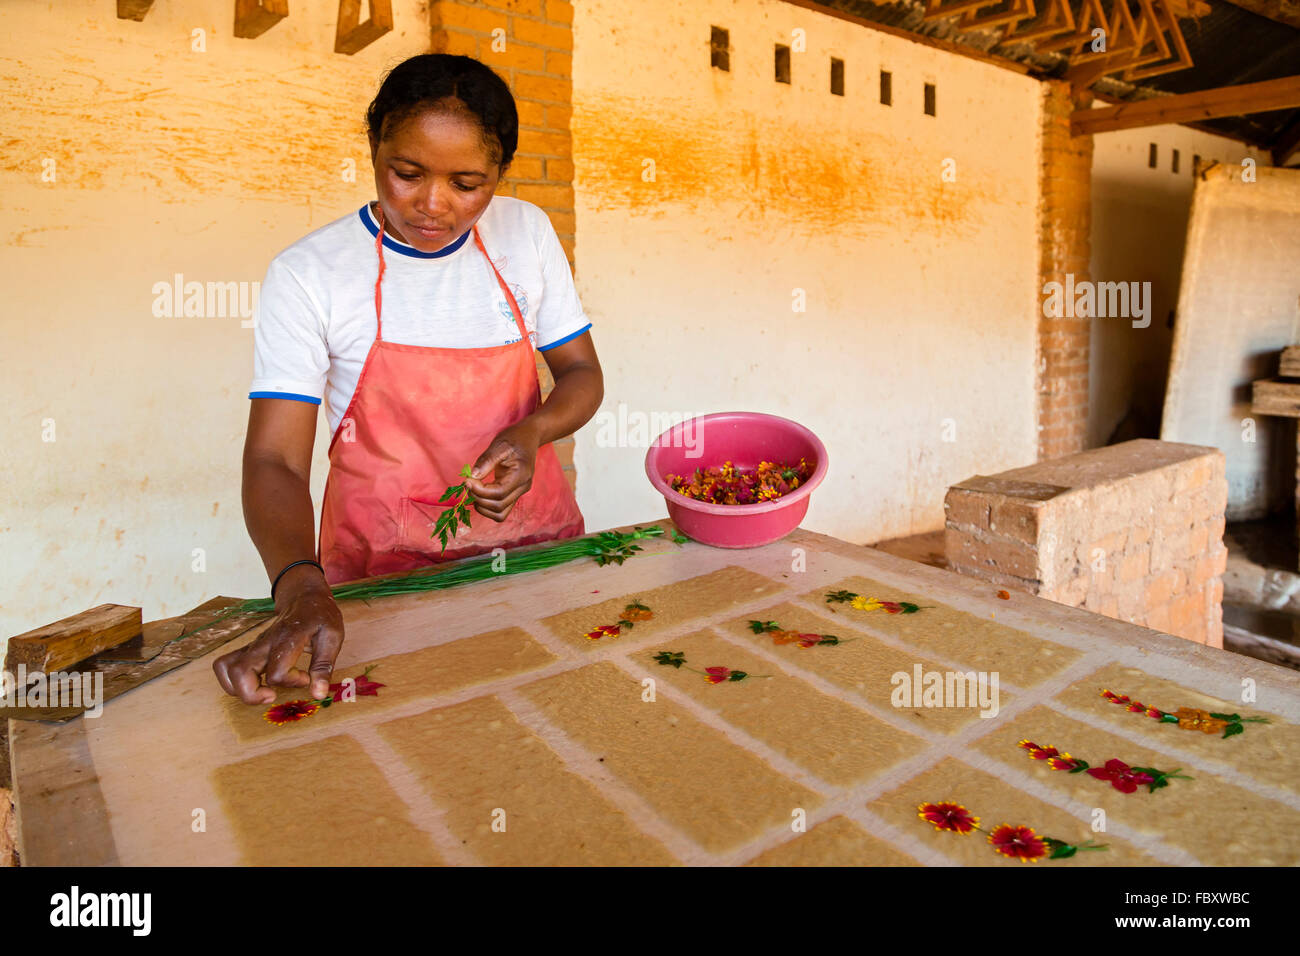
[1088,126,1269,450]
[569,0,1042,545]
[0,0,432,649]
[1161,164,1300,520]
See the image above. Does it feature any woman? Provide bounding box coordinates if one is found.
[214,55,600,705]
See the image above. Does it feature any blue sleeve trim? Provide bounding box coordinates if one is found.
[249,391,322,405]
[537,323,592,352]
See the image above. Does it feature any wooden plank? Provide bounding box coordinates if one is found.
[1036,0,1110,53]
[1072,76,1300,136]
[923,0,1006,20]
[1280,346,1300,378]
[0,598,267,723]
[1088,88,1275,149]
[1121,0,1194,81]
[1003,0,1075,42]
[234,0,289,40]
[1108,0,1174,72]
[1068,0,1143,66]
[10,717,118,866]
[1216,0,1300,30]
[7,605,141,674]
[958,0,1035,31]
[90,604,228,664]
[1252,378,1300,418]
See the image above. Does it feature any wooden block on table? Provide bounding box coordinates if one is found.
[7,605,142,674]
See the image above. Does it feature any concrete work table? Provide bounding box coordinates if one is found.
[9,523,1300,866]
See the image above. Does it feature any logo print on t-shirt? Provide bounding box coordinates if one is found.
[499,283,535,345]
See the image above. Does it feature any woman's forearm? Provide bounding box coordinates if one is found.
[527,362,603,447]
[242,456,328,600]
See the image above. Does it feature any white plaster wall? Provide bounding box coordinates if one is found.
[0,0,432,645]
[1089,124,1268,448]
[571,0,1042,545]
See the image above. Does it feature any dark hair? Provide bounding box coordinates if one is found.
[365,54,518,169]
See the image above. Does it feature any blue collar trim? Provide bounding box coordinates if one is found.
[358,204,472,259]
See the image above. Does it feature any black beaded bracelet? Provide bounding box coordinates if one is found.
[271,559,325,602]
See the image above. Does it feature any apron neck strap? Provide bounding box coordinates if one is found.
[373,203,387,341]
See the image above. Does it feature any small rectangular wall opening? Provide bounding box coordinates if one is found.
[830,57,844,96]
[710,26,729,71]
[923,82,936,116]
[775,44,791,84]
[1148,143,1158,168]
[1171,148,1180,174]
[880,70,892,105]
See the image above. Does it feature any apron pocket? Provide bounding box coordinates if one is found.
[397,496,458,556]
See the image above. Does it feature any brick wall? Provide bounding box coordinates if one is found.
[944,439,1228,648]
[430,0,577,491]
[1038,80,1092,461]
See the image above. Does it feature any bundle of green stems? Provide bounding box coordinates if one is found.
[173,525,669,642]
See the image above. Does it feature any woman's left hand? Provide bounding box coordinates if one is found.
[465,420,541,522]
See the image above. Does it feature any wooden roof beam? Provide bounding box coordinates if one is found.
[1071,74,1300,135]
[1216,0,1300,30]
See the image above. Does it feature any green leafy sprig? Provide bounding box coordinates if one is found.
[1129,766,1193,793]
[651,651,768,683]
[1208,712,1271,739]
[1042,837,1108,860]
[746,619,851,647]
[432,463,476,554]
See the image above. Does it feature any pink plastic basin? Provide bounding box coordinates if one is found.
[645,411,828,548]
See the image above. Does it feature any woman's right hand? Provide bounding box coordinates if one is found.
[212,568,345,705]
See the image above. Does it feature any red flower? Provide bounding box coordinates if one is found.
[1086,759,1155,794]
[879,601,903,614]
[585,624,621,641]
[1018,739,1061,761]
[988,824,1048,862]
[1145,707,1164,719]
[1101,689,1129,705]
[795,632,823,649]
[328,672,385,702]
[918,802,979,834]
[704,667,732,684]
[264,699,318,726]
[1047,754,1083,771]
[1126,702,1146,713]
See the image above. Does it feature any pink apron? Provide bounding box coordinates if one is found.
[317,205,585,584]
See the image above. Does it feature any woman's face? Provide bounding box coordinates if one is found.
[369,105,504,253]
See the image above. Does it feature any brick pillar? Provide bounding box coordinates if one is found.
[430,0,578,492]
[1037,80,1093,461]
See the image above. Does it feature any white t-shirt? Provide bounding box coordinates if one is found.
[249,196,592,435]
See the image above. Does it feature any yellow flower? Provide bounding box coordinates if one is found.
[851,596,882,611]
[1174,707,1228,735]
